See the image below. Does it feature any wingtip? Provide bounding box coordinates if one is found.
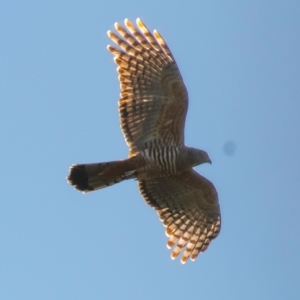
[107,30,112,38]
[136,18,146,30]
[153,30,160,38]
[124,18,131,26]
[171,249,180,261]
[180,258,187,264]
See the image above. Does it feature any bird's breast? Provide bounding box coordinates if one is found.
[137,145,180,179]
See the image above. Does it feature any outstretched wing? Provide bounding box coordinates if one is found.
[107,19,188,156]
[138,169,221,264]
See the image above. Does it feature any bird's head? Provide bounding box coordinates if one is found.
[198,150,212,165]
[180,147,212,171]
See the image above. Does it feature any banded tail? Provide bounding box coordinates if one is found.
[67,159,137,193]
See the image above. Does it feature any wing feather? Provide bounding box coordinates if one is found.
[107,19,188,156]
[138,169,221,263]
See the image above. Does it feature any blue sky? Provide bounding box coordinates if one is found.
[1,1,300,299]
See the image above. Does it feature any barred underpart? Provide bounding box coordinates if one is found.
[141,144,180,177]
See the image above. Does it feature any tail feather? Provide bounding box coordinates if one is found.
[67,160,136,193]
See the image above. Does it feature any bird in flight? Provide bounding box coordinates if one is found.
[67,18,221,264]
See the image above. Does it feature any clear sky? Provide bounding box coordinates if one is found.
[1,1,300,299]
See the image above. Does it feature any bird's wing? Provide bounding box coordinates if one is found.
[138,169,221,263]
[107,19,188,156]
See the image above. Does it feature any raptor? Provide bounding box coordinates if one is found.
[67,18,221,263]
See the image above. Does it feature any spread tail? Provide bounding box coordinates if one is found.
[67,159,136,193]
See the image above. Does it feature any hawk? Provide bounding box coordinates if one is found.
[67,18,221,263]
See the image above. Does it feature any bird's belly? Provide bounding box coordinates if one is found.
[136,146,180,179]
